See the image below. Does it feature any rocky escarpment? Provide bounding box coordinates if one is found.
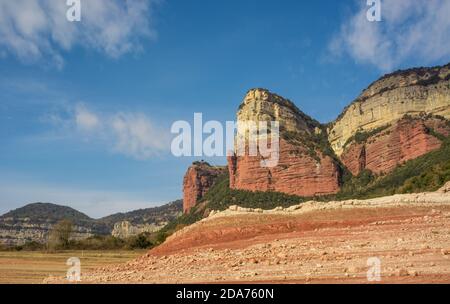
[183,162,227,213]
[111,221,165,239]
[341,115,450,175]
[329,63,450,156]
[227,88,341,197]
[101,200,182,235]
[0,222,95,246]
[109,201,182,238]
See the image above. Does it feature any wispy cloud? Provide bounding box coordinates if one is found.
[328,0,450,71]
[44,103,171,160]
[110,112,169,160]
[0,0,160,68]
[75,104,100,131]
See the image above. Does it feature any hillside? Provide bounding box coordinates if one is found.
[0,201,183,246]
[0,203,93,225]
[99,200,182,226]
[100,200,183,238]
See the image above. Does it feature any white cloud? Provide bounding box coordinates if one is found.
[329,0,450,71]
[75,104,100,131]
[0,0,159,67]
[48,103,170,160]
[111,112,169,160]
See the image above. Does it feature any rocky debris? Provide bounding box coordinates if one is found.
[328,63,450,156]
[438,181,450,193]
[203,188,450,220]
[183,162,227,213]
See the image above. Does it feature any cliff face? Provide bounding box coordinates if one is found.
[0,220,94,246]
[111,221,165,239]
[340,116,450,175]
[228,89,341,197]
[328,64,450,156]
[228,139,341,196]
[183,162,227,213]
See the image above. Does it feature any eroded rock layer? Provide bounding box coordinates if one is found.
[340,116,450,176]
[228,138,341,196]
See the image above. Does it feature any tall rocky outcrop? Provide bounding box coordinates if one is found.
[332,63,450,175]
[227,88,341,197]
[182,63,450,203]
[328,63,450,156]
[183,162,227,213]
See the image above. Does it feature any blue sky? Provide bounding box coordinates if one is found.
[0,0,449,217]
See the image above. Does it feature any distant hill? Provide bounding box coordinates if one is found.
[0,200,182,246]
[99,200,182,226]
[0,202,93,224]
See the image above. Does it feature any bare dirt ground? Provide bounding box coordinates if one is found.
[0,250,145,284]
[46,186,450,284]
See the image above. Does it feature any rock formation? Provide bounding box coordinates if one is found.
[0,220,94,246]
[179,64,450,209]
[328,63,450,156]
[111,221,166,239]
[340,115,450,175]
[228,88,341,197]
[183,162,227,213]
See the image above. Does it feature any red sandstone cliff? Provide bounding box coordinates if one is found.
[227,89,341,197]
[228,138,340,196]
[340,116,450,176]
[183,162,226,213]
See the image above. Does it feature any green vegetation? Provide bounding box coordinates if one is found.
[343,125,390,149]
[1,231,158,252]
[47,219,73,251]
[202,174,306,210]
[282,127,338,163]
[332,136,450,199]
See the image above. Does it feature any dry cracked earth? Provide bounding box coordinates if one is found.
[46,186,450,284]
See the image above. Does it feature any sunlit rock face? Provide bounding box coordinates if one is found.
[328,64,450,156]
[228,89,341,197]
